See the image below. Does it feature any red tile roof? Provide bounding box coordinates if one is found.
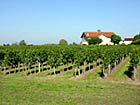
[124,38,133,41]
[83,31,115,38]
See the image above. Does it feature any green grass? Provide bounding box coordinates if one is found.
[84,66,102,80]
[1,64,140,105]
[114,60,131,80]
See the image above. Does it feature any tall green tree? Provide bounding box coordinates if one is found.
[87,37,102,45]
[111,34,121,45]
[131,34,140,45]
[19,40,26,46]
[59,39,68,45]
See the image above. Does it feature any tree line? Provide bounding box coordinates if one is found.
[2,39,78,46]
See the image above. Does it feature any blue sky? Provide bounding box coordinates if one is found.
[0,0,140,45]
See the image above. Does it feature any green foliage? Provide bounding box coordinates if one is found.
[1,45,140,105]
[131,34,140,45]
[133,34,140,41]
[0,51,5,66]
[0,45,132,76]
[19,40,26,46]
[87,37,102,45]
[3,44,10,46]
[72,42,77,45]
[129,46,140,80]
[130,47,140,65]
[111,34,122,45]
[59,39,68,45]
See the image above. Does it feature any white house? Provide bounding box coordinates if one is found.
[119,38,133,45]
[80,30,115,45]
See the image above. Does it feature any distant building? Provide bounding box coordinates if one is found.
[120,38,133,45]
[80,29,115,45]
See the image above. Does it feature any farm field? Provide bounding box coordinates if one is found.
[1,60,140,105]
[1,0,140,104]
[0,45,140,105]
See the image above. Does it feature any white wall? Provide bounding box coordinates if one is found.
[81,41,89,45]
[99,35,113,45]
[81,34,113,45]
[123,41,132,45]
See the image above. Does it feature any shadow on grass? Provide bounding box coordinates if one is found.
[124,65,133,79]
[98,72,104,78]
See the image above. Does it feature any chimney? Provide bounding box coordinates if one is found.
[97,29,101,32]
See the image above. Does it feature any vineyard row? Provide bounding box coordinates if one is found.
[0,45,139,78]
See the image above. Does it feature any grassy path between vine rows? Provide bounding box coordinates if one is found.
[107,56,130,79]
[98,56,140,85]
[0,59,140,105]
